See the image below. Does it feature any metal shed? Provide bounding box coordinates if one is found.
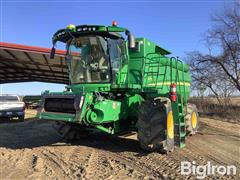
[0,42,68,84]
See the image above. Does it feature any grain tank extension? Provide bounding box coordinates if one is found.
[37,22,199,152]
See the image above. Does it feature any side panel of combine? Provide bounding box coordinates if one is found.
[142,56,191,98]
[126,38,192,149]
[126,38,191,99]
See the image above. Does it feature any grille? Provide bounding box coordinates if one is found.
[44,98,76,114]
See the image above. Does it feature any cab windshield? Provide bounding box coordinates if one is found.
[67,36,110,83]
[67,35,126,84]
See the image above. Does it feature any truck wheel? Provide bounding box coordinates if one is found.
[18,116,24,122]
[53,121,88,140]
[137,99,174,153]
[186,103,199,135]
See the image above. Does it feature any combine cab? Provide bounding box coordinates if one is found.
[37,22,199,153]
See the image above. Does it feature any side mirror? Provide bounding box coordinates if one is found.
[50,47,56,59]
[126,31,136,49]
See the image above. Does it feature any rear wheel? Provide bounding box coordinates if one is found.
[53,121,89,140]
[186,103,199,135]
[137,99,174,153]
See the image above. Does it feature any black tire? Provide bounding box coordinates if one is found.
[18,116,24,122]
[53,121,89,140]
[137,99,174,153]
[186,103,199,135]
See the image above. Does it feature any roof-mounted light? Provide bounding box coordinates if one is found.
[112,20,118,26]
[66,24,76,31]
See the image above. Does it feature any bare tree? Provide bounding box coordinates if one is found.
[186,2,240,103]
[206,2,240,91]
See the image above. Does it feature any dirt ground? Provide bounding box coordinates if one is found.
[0,111,239,179]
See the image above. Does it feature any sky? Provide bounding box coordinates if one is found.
[0,0,234,95]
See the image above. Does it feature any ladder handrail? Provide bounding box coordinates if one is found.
[170,57,176,84]
[176,58,187,105]
[178,58,186,102]
[141,55,168,88]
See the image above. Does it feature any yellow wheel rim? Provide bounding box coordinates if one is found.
[191,112,197,129]
[167,111,174,139]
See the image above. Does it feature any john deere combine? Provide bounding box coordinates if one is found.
[37,22,199,152]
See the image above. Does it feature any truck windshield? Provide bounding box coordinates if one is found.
[67,36,110,83]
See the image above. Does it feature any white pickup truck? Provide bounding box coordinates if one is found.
[0,95,25,121]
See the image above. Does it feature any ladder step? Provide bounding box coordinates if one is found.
[180,122,185,126]
[175,122,185,126]
[180,132,186,137]
[180,143,186,148]
[178,113,184,116]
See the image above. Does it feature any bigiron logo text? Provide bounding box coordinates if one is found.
[181,161,237,179]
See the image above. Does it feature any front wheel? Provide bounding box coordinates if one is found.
[137,99,174,153]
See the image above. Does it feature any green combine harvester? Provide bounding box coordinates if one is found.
[37,22,199,153]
